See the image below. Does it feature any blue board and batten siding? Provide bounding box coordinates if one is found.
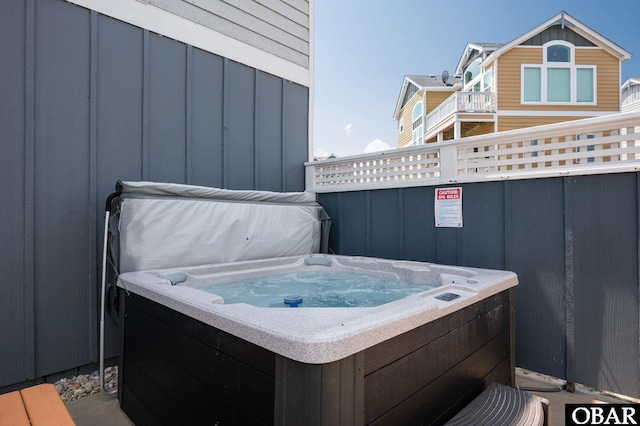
[319,174,640,398]
[0,0,309,389]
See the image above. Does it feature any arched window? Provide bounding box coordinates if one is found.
[547,44,570,62]
[464,58,482,87]
[412,102,423,145]
[522,41,595,104]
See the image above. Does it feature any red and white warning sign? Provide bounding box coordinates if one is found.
[435,187,463,227]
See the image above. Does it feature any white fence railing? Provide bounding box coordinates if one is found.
[425,91,495,130]
[307,112,640,193]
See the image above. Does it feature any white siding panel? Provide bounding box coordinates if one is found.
[65,0,310,86]
[280,0,309,14]
[222,0,308,38]
[148,0,309,66]
[158,0,309,68]
[254,0,308,28]
[188,0,308,49]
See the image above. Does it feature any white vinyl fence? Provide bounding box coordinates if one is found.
[307,112,640,193]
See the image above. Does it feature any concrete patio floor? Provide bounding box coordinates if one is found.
[65,368,639,426]
[516,369,640,426]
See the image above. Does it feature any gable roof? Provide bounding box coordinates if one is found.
[621,77,640,92]
[455,42,503,76]
[393,74,461,119]
[483,11,631,68]
[405,75,459,88]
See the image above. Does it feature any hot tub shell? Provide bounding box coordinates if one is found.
[116,255,517,425]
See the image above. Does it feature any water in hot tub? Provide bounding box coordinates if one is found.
[200,271,436,308]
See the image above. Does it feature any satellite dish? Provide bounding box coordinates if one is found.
[441,70,449,85]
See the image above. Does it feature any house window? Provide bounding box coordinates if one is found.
[399,117,404,133]
[523,67,542,102]
[521,41,596,105]
[577,68,594,102]
[547,44,570,62]
[412,102,423,145]
[464,58,482,86]
[547,68,571,102]
[483,68,493,92]
[464,58,484,92]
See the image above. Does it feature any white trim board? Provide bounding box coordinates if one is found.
[67,0,310,87]
[498,110,615,117]
[307,0,315,161]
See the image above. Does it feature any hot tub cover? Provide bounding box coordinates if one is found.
[116,181,316,204]
[108,181,330,273]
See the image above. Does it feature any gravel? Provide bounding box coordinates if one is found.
[55,366,118,403]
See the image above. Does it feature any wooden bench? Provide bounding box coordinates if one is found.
[0,383,75,426]
[445,382,550,426]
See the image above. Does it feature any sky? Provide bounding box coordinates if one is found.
[312,0,640,158]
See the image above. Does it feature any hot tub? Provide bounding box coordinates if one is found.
[116,254,517,425]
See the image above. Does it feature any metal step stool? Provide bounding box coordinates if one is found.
[445,382,550,426]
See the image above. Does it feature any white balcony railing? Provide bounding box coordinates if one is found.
[425,91,495,130]
[306,112,640,193]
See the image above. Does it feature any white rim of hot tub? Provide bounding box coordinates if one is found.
[116,255,518,364]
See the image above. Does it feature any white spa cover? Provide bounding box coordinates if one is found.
[117,180,316,204]
[113,181,329,273]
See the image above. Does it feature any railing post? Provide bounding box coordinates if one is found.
[439,144,458,182]
[305,164,316,193]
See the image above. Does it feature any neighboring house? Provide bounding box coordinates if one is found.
[621,78,640,160]
[621,78,640,112]
[395,74,462,147]
[395,11,631,148]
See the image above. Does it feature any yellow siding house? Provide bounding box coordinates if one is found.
[394,12,631,148]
